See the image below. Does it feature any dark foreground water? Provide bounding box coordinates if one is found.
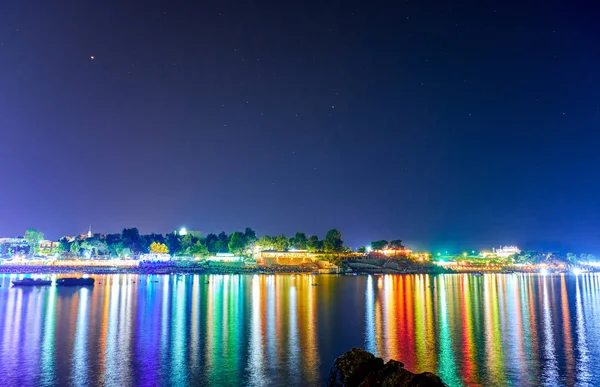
[0,273,599,386]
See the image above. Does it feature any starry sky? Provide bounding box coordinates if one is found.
[1,1,599,253]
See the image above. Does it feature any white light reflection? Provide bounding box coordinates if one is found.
[103,276,122,385]
[288,282,299,380]
[365,275,375,353]
[541,276,558,384]
[171,275,187,385]
[72,288,90,385]
[40,287,57,386]
[575,275,591,384]
[248,275,266,386]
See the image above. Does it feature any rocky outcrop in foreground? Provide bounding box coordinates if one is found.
[328,348,448,387]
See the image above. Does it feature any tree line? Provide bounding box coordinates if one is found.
[9,227,349,258]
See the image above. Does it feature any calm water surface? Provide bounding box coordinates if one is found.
[0,273,599,386]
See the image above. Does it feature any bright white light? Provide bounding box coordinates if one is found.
[366,246,372,252]
[540,268,549,276]
[572,268,582,275]
[582,261,600,267]
[179,227,187,236]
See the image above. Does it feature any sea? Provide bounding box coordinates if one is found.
[0,273,599,386]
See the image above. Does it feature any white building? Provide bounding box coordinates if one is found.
[207,253,242,262]
[493,246,521,258]
[140,253,171,261]
[0,237,28,248]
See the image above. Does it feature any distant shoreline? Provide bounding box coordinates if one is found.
[0,264,289,276]
[0,264,584,276]
[0,262,442,275]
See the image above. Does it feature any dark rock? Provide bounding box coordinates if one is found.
[328,348,448,387]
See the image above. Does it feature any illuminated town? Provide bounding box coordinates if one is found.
[2,0,599,383]
[1,227,597,275]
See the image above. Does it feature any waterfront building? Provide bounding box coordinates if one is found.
[371,247,413,257]
[493,246,521,258]
[0,237,28,248]
[52,259,140,267]
[207,253,242,262]
[140,253,171,261]
[0,237,29,258]
[257,249,318,266]
[38,240,59,254]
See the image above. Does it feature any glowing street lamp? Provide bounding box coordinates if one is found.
[179,227,187,236]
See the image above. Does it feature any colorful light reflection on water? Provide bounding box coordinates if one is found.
[0,273,599,386]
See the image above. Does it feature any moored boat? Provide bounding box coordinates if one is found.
[55,277,95,286]
[12,278,52,287]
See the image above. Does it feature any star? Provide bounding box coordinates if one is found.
[90,56,95,60]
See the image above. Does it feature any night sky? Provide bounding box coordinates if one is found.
[1,1,599,253]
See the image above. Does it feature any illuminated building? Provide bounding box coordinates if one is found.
[39,240,59,254]
[207,253,242,262]
[379,247,412,257]
[140,253,171,261]
[52,259,140,267]
[368,247,412,257]
[0,237,29,258]
[492,246,520,258]
[76,226,100,240]
[257,250,317,266]
[0,237,28,248]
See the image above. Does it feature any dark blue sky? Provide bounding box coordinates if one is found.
[1,1,599,253]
